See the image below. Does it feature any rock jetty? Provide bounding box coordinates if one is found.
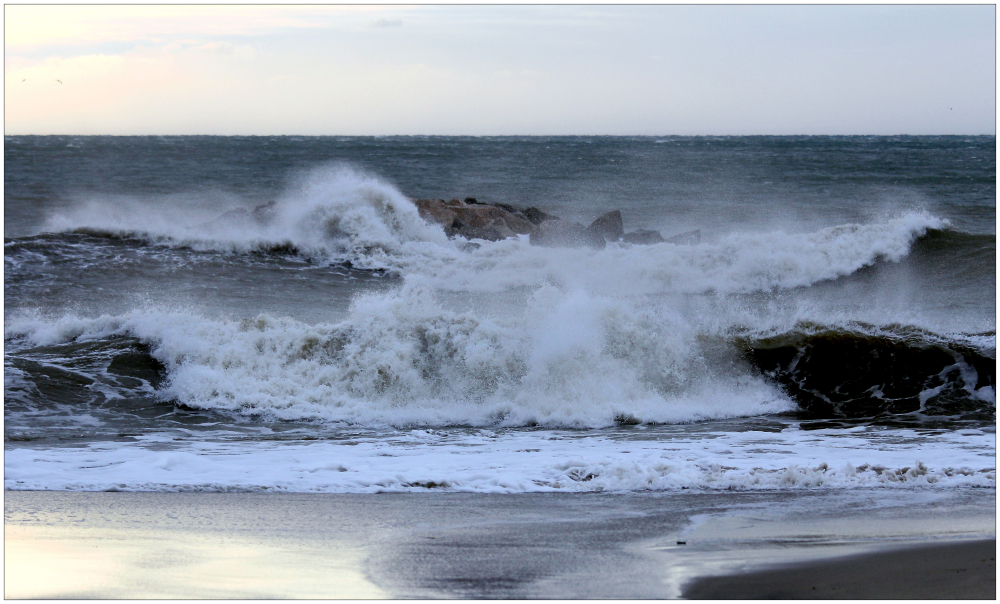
[413,197,541,242]
[412,197,698,248]
[209,197,699,248]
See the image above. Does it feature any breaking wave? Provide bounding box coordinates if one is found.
[28,165,953,296]
[9,165,991,429]
[6,290,993,429]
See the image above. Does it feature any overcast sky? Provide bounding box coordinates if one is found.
[4,5,996,135]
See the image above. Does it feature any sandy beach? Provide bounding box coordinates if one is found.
[5,489,994,599]
[683,538,995,599]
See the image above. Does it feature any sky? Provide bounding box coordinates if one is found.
[4,4,996,135]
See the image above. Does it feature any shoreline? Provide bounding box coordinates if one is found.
[5,489,995,599]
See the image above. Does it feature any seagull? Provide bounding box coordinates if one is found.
[55,79,62,84]
[21,79,25,83]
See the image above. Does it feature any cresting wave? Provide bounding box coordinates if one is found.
[6,295,994,428]
[4,288,790,428]
[31,166,953,296]
[9,166,991,429]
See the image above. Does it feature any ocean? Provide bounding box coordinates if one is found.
[4,135,995,495]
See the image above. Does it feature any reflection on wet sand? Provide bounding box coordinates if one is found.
[4,525,386,599]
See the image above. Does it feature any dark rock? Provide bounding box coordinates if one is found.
[443,217,465,239]
[419,197,536,241]
[491,202,520,215]
[252,200,278,225]
[456,205,533,234]
[455,225,512,242]
[665,229,701,245]
[623,229,665,245]
[586,210,624,242]
[414,199,458,227]
[529,219,605,249]
[522,207,558,225]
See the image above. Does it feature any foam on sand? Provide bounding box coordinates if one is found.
[6,426,994,493]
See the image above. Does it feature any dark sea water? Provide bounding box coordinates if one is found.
[4,135,995,493]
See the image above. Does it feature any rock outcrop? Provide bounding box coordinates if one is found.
[529,219,606,249]
[414,198,537,241]
[623,229,665,245]
[585,210,625,243]
[664,229,701,245]
[252,200,278,225]
[622,228,701,245]
[409,196,700,248]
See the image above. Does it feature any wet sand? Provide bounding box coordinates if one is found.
[4,490,995,599]
[683,538,995,599]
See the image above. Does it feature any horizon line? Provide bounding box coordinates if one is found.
[5,133,996,138]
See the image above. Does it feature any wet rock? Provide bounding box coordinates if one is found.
[586,210,624,242]
[490,202,521,215]
[416,197,536,240]
[623,229,665,245]
[445,216,515,241]
[414,198,458,227]
[529,219,606,249]
[252,200,278,225]
[412,197,683,250]
[521,207,559,225]
[458,198,557,227]
[665,229,701,245]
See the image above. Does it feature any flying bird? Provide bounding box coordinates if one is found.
[21,79,25,83]
[55,79,62,84]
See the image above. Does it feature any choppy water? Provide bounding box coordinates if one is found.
[4,135,995,492]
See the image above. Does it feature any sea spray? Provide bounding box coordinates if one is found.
[38,165,949,294]
[4,284,794,427]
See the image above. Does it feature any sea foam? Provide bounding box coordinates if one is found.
[4,285,792,427]
[5,426,994,493]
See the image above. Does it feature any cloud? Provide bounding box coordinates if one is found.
[3,5,994,135]
[4,5,395,50]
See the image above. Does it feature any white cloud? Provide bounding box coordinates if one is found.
[3,5,994,135]
[4,5,394,50]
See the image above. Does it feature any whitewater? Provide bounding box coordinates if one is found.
[4,135,995,495]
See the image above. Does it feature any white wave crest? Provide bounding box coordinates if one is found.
[406,211,949,296]
[43,165,455,270]
[39,164,948,295]
[4,284,792,428]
